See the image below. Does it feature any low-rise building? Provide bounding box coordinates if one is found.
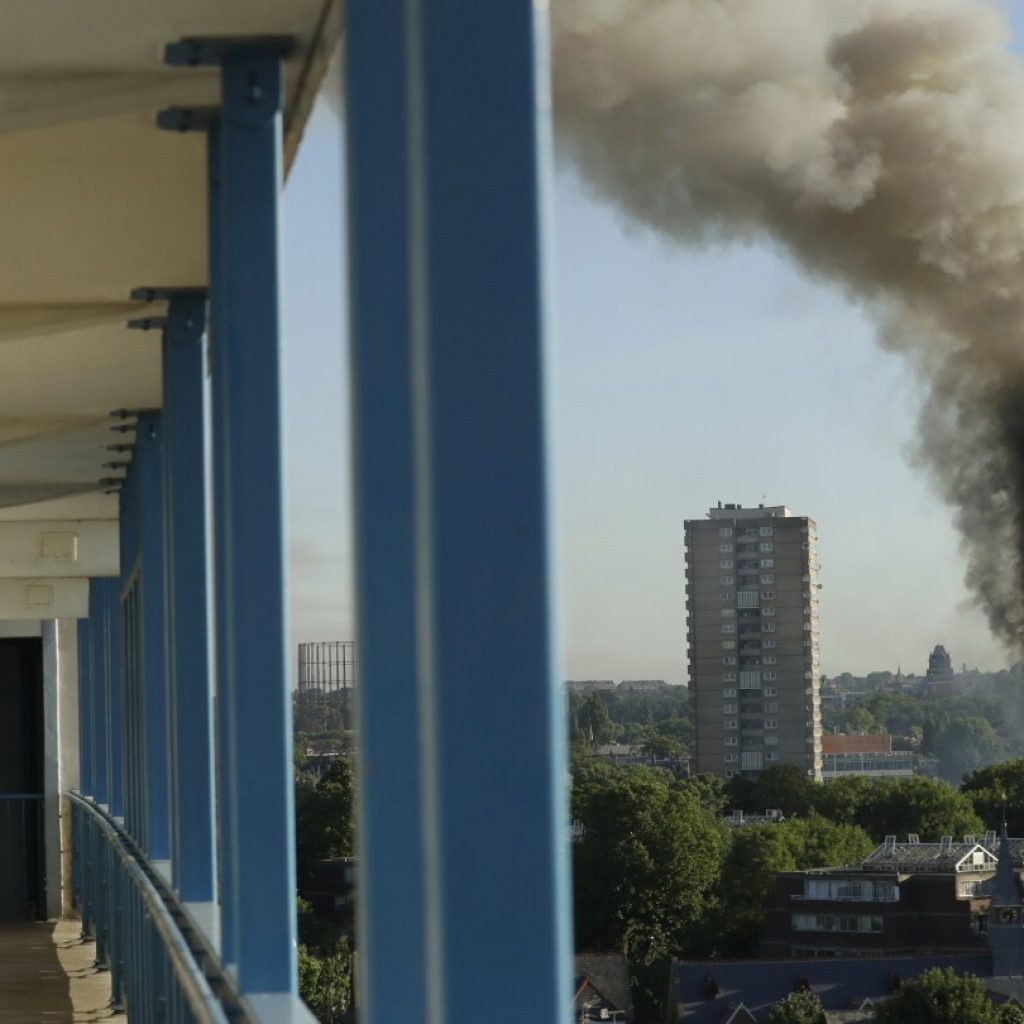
[821,733,914,780]
[761,832,1004,959]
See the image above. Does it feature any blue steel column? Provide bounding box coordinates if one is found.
[89,580,109,809]
[217,44,296,995]
[135,412,172,863]
[119,466,141,842]
[207,119,238,967]
[344,7,426,1024]
[160,291,217,905]
[406,5,572,1023]
[163,38,297,994]
[102,578,125,820]
[77,617,93,799]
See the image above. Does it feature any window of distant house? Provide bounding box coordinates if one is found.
[721,575,734,585]
[760,542,774,552]
[722,640,736,650]
[760,526,773,536]
[761,575,774,584]
[720,543,733,552]
[722,625,735,634]
[720,560,734,569]
[760,559,774,568]
[722,608,735,617]
[719,528,733,537]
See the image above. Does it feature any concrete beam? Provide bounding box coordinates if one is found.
[0,521,118,579]
[0,578,89,618]
[0,72,216,135]
[0,302,162,344]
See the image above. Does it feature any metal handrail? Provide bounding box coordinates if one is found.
[68,790,233,1024]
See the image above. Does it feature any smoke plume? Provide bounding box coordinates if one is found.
[552,0,1024,652]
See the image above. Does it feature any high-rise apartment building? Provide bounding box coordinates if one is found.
[684,503,822,779]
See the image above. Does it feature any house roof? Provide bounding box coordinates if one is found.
[822,734,892,755]
[575,953,634,1020]
[861,837,1005,873]
[674,953,992,1023]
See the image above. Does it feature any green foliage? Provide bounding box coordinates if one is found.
[932,717,1006,782]
[876,968,1000,1024]
[572,765,727,964]
[295,757,356,883]
[765,990,827,1024]
[298,942,352,1024]
[715,815,873,955]
[684,773,728,816]
[999,1006,1024,1024]
[578,693,619,744]
[717,825,798,955]
[963,757,1024,836]
[811,775,983,842]
[726,765,818,818]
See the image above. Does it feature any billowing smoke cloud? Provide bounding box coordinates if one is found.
[552,0,1024,651]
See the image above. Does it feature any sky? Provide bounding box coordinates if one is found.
[280,3,1024,686]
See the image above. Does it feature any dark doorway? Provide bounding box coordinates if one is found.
[0,638,44,920]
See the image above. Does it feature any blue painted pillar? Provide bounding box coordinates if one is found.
[207,118,239,967]
[119,466,142,842]
[77,617,93,799]
[160,291,217,904]
[216,43,296,995]
[343,7,426,1023]
[102,578,125,819]
[88,579,109,808]
[135,411,171,863]
[163,37,296,994]
[407,5,571,1022]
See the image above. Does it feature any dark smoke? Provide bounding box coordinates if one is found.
[552,0,1024,651]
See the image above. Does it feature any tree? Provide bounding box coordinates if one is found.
[295,757,356,883]
[765,991,827,1024]
[933,718,1006,782]
[578,694,618,745]
[298,942,353,1024]
[715,816,873,956]
[817,776,983,842]
[717,825,797,954]
[963,757,1024,836]
[725,764,818,818]
[876,967,1000,1024]
[783,814,874,870]
[572,765,727,964]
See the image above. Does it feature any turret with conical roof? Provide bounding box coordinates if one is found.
[987,826,1024,978]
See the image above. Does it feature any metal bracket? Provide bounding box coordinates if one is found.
[127,316,167,332]
[129,288,207,347]
[156,106,218,134]
[164,37,293,68]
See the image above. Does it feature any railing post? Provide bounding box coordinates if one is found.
[88,580,109,812]
[77,617,93,803]
[409,5,570,1021]
[136,411,172,867]
[343,6,427,1023]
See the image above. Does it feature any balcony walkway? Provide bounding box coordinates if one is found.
[0,921,119,1023]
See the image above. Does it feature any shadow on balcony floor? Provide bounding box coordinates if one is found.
[0,920,119,1022]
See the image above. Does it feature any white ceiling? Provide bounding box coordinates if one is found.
[0,0,341,520]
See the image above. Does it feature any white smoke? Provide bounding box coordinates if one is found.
[552,0,1024,649]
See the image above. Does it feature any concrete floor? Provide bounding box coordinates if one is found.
[0,920,120,1023]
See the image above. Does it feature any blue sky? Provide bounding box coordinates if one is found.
[281,6,1024,684]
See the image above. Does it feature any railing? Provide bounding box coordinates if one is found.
[69,791,242,1023]
[0,794,44,920]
